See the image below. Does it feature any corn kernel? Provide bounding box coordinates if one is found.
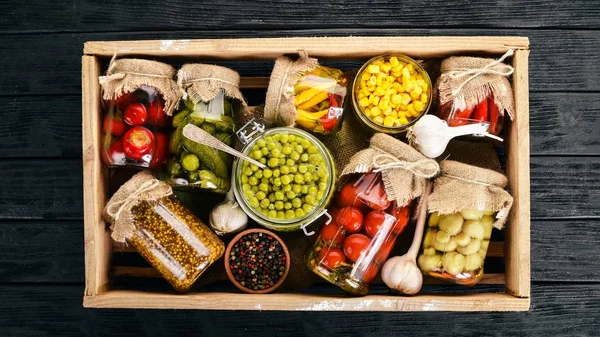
[406,63,414,74]
[381,81,390,90]
[402,94,412,106]
[367,85,376,92]
[367,65,380,74]
[381,63,392,72]
[386,76,396,83]
[358,92,366,99]
[361,72,371,81]
[407,103,416,116]
[371,107,381,117]
[399,117,409,125]
[379,100,389,111]
[421,93,428,103]
[384,107,393,116]
[364,108,371,116]
[373,96,380,106]
[361,87,370,96]
[383,94,391,102]
[417,79,425,87]
[359,97,369,107]
[369,76,377,85]
[393,119,403,127]
[374,116,384,125]
[375,87,386,95]
[391,71,402,78]
[398,110,406,118]
[390,57,399,67]
[414,100,424,112]
[413,85,423,97]
[368,94,375,103]
[397,85,405,93]
[410,74,417,81]
[391,94,402,105]
[421,82,429,93]
[410,91,420,100]
[390,111,398,119]
[373,59,383,66]
[383,116,395,127]
[376,77,383,87]
[402,67,410,78]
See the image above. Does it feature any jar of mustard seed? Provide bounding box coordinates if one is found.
[103,171,225,292]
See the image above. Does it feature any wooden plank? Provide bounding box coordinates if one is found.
[84,289,527,311]
[84,36,528,58]
[82,55,110,296]
[505,50,531,298]
[3,0,600,32]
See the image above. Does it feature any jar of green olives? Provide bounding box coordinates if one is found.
[232,120,336,233]
[419,161,513,286]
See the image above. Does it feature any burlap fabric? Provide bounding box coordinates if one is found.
[341,133,440,207]
[437,50,515,120]
[99,58,181,116]
[177,64,246,106]
[103,171,172,242]
[443,139,502,173]
[321,112,371,176]
[428,160,513,229]
[264,51,319,127]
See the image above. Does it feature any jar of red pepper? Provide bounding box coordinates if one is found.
[99,58,182,168]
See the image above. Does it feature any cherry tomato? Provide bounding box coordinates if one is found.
[123,126,154,161]
[343,234,371,263]
[124,103,148,126]
[147,98,168,127]
[102,139,126,165]
[149,132,169,167]
[336,207,364,233]
[357,175,390,211]
[114,92,135,110]
[364,210,387,238]
[328,206,340,224]
[318,248,346,269]
[320,222,344,246]
[337,181,364,208]
[388,202,411,234]
[362,262,380,283]
[102,115,125,137]
[472,98,488,122]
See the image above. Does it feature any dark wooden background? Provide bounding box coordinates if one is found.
[1,1,600,336]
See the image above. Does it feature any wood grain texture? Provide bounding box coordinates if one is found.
[2,0,600,32]
[1,29,600,96]
[0,284,598,336]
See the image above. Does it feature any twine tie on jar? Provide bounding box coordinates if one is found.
[106,179,161,222]
[448,49,514,96]
[99,54,173,85]
[177,76,239,100]
[372,153,439,178]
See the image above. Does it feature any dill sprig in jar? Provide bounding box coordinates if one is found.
[103,171,225,292]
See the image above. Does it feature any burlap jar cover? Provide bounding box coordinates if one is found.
[99,58,182,116]
[428,160,513,230]
[103,171,172,242]
[341,133,440,207]
[177,63,246,106]
[436,50,515,120]
[264,51,319,127]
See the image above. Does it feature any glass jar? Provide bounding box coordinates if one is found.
[232,121,336,233]
[164,90,237,193]
[352,55,432,135]
[437,94,503,136]
[101,85,171,168]
[293,65,348,135]
[417,209,495,286]
[306,172,412,295]
[129,195,225,292]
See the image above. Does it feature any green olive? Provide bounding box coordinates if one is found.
[439,213,463,235]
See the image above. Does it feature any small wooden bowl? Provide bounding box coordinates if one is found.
[224,228,290,294]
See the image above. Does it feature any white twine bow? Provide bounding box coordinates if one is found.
[106,178,161,222]
[448,49,514,96]
[372,153,439,178]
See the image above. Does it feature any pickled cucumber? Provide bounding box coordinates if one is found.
[181,137,229,180]
[172,110,191,127]
[181,153,200,172]
[169,125,184,154]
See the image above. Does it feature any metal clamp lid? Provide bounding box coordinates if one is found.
[236,118,265,145]
[300,209,332,237]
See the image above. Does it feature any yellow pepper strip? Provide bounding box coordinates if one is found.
[294,76,335,94]
[297,90,329,110]
[298,109,329,120]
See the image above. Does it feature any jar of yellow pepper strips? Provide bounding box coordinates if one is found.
[352,55,432,135]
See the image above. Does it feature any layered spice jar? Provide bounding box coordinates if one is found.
[417,161,513,286]
[306,133,439,295]
[99,58,182,168]
[103,171,225,292]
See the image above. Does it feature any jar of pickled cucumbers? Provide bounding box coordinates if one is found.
[232,120,336,233]
[419,160,513,286]
[306,173,412,295]
[352,55,432,135]
[103,171,225,292]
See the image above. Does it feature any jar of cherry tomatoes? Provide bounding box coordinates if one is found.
[99,58,182,168]
[435,53,515,136]
[306,173,411,295]
[306,133,439,295]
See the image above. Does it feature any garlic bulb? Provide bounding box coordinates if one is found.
[209,189,247,236]
[381,182,432,295]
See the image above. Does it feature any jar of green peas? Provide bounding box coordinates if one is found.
[233,120,336,234]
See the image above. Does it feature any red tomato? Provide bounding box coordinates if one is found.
[124,103,148,126]
[388,202,411,234]
[147,98,168,127]
[362,262,379,283]
[472,98,488,122]
[318,248,346,269]
[320,222,344,246]
[102,139,126,165]
[102,115,125,136]
[328,206,340,224]
[123,126,154,161]
[364,210,387,237]
[337,207,364,233]
[343,234,371,262]
[149,132,169,167]
[114,92,135,110]
[337,182,364,208]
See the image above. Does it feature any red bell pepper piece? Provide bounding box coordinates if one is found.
[149,132,169,167]
[102,115,125,136]
[124,103,148,126]
[448,107,474,126]
[472,98,489,122]
[123,126,154,161]
[488,96,503,135]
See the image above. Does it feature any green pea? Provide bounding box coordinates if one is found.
[244,190,253,199]
[295,208,305,218]
[275,201,284,210]
[303,204,314,213]
[252,186,259,193]
[301,139,311,148]
[259,158,267,164]
[268,193,276,202]
[292,184,302,194]
[268,210,277,218]
[253,150,262,159]
[301,185,309,194]
[308,186,318,195]
[281,175,291,185]
[254,170,263,179]
[257,139,267,147]
[241,175,249,183]
[307,145,318,154]
[249,197,259,208]
[250,164,259,171]
[260,199,270,208]
[292,198,302,208]
[279,158,287,165]
[282,146,292,155]
[261,177,269,184]
[317,167,327,178]
[293,174,303,184]
[312,173,319,181]
[249,176,258,186]
[243,166,253,176]
[316,190,325,200]
[280,133,289,143]
[290,151,300,161]
[301,153,309,162]
[268,158,280,168]
[290,165,298,174]
[286,159,295,166]
[298,164,308,173]
[305,195,316,205]
[267,142,277,150]
[243,184,252,192]
[273,185,281,191]
[264,136,273,143]
[268,204,275,211]
[288,134,296,143]
[285,210,296,220]
[271,148,281,158]
[277,211,285,219]
[273,178,282,187]
[273,134,281,141]
[261,147,269,155]
[303,172,312,182]
[295,145,304,153]
[309,154,321,164]
[319,182,327,191]
[286,191,297,199]
[308,164,316,171]
[256,191,266,200]
[280,166,290,175]
[290,142,298,149]
[283,184,292,193]
[275,191,285,201]
[259,183,269,192]
[273,169,281,177]
[284,202,293,210]
[263,169,273,179]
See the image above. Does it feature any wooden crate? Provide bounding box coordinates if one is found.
[82,36,530,311]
